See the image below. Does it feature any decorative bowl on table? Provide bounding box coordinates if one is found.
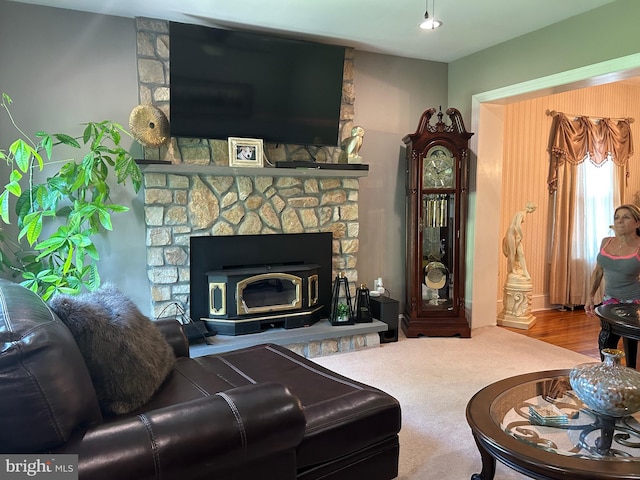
[569,348,640,417]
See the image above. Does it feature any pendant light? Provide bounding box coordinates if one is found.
[419,0,442,30]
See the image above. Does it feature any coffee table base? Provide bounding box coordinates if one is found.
[470,435,496,480]
[596,304,640,370]
[598,320,638,369]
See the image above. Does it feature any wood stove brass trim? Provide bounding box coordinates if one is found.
[308,274,319,307]
[209,282,226,316]
[237,273,302,314]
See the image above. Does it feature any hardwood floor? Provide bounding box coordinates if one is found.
[501,308,606,361]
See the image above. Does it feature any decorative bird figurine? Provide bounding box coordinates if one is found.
[339,126,365,163]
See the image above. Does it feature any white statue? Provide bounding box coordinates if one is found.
[502,201,537,280]
[339,126,365,163]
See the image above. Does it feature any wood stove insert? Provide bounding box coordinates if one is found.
[206,263,322,335]
[190,233,332,337]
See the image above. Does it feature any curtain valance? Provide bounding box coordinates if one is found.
[548,111,634,193]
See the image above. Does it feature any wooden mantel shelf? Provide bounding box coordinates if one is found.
[139,162,369,178]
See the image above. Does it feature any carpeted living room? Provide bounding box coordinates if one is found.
[1,1,640,479]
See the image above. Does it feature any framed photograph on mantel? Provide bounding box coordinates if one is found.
[228,137,264,167]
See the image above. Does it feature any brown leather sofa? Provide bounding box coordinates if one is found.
[0,279,401,479]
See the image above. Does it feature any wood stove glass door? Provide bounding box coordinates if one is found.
[237,273,302,314]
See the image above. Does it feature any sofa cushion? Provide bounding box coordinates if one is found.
[49,284,176,416]
[0,279,102,452]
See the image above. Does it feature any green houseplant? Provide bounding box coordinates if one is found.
[0,93,142,299]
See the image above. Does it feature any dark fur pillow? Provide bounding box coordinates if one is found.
[49,284,175,416]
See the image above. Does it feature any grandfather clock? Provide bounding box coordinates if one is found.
[402,107,473,338]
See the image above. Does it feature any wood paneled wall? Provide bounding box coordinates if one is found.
[499,82,640,310]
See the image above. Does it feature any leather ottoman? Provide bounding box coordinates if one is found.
[175,344,401,480]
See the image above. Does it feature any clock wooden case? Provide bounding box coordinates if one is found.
[402,107,473,338]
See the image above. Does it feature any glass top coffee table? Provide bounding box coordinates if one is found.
[466,369,640,479]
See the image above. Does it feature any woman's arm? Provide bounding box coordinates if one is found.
[585,237,608,317]
[585,261,604,317]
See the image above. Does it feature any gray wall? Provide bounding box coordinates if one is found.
[0,1,447,315]
[353,51,447,307]
[0,2,148,309]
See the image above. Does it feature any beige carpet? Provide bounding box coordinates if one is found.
[312,325,595,480]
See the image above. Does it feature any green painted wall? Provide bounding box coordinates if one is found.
[449,0,640,120]
[447,0,640,325]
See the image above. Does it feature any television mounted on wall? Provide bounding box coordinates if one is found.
[169,22,346,146]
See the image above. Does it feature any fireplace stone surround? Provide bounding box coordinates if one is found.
[134,18,380,355]
[143,168,365,317]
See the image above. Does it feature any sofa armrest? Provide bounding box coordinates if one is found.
[154,318,189,358]
[60,382,305,480]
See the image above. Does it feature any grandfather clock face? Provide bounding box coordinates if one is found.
[422,145,455,189]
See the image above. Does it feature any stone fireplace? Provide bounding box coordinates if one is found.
[134,18,365,325]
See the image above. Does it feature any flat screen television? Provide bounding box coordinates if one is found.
[169,22,346,146]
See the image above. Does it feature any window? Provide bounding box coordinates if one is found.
[573,159,615,302]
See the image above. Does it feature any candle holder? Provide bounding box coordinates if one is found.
[354,283,372,323]
[330,272,354,325]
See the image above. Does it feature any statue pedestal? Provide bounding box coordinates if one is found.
[497,274,536,330]
[347,155,363,164]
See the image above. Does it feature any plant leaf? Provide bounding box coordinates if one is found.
[40,274,63,283]
[38,134,53,160]
[35,227,68,254]
[0,191,10,224]
[84,243,99,261]
[21,212,43,245]
[107,204,129,213]
[6,171,22,197]
[41,285,57,301]
[53,133,81,149]
[9,139,32,172]
[62,243,73,274]
[70,233,92,247]
[87,264,100,290]
[97,209,113,230]
[15,189,34,226]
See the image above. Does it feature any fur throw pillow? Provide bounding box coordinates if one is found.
[49,284,176,416]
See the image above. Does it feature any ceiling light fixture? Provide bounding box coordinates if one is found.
[419,0,442,30]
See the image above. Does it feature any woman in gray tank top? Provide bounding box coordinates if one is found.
[585,204,640,318]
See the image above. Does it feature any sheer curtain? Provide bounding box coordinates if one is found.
[548,112,632,306]
[568,161,615,305]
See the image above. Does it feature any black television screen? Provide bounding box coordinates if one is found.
[169,22,345,146]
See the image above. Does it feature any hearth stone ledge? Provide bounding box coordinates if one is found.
[190,319,387,359]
